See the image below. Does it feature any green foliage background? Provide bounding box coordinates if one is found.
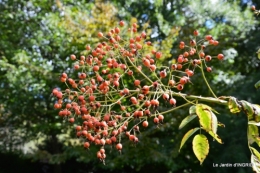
[0,0,260,172]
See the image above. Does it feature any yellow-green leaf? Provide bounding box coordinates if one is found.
[196,104,211,131]
[228,97,241,114]
[251,147,260,160]
[253,104,260,122]
[241,100,254,120]
[197,104,218,114]
[211,112,218,134]
[249,121,260,126]
[179,114,197,129]
[250,147,260,173]
[248,124,260,147]
[189,105,196,115]
[218,122,225,128]
[192,134,209,165]
[255,80,260,89]
[196,104,218,132]
[208,131,223,144]
[179,127,200,152]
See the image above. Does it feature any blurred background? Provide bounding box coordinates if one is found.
[0,0,260,172]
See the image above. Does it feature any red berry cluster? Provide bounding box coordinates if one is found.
[52,20,224,163]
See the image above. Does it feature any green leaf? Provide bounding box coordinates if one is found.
[250,147,260,173]
[179,114,197,129]
[189,105,196,115]
[179,127,200,152]
[241,100,254,120]
[253,104,260,122]
[249,121,260,126]
[218,122,225,128]
[197,104,218,114]
[211,112,218,134]
[192,134,209,165]
[228,97,241,114]
[196,104,218,132]
[248,124,260,147]
[208,131,223,144]
[255,80,260,89]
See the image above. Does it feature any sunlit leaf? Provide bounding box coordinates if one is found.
[218,122,225,128]
[253,104,260,122]
[250,147,260,173]
[228,97,241,114]
[211,111,218,134]
[189,105,196,115]
[208,131,223,144]
[196,104,217,132]
[255,80,260,89]
[179,127,200,152]
[192,134,209,165]
[241,100,254,120]
[249,121,260,126]
[179,114,197,129]
[248,124,260,147]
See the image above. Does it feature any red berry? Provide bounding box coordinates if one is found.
[69,117,75,123]
[116,143,123,151]
[134,79,141,86]
[162,93,169,100]
[86,45,91,50]
[177,55,184,63]
[74,64,80,70]
[176,84,184,90]
[213,40,219,46]
[168,80,176,87]
[205,35,213,41]
[98,32,103,38]
[123,88,130,95]
[149,64,156,72]
[207,67,212,72]
[193,30,199,36]
[179,77,188,85]
[89,95,95,102]
[158,114,164,122]
[84,142,90,149]
[115,27,120,34]
[153,117,159,124]
[252,5,256,11]
[142,121,149,127]
[93,65,99,72]
[150,99,159,106]
[155,52,162,59]
[113,80,120,87]
[199,52,205,58]
[160,70,167,78]
[119,20,125,27]
[177,64,182,70]
[111,136,117,143]
[75,125,82,131]
[217,54,224,60]
[132,23,137,28]
[186,70,194,77]
[130,97,138,104]
[144,100,151,107]
[190,39,196,46]
[129,135,135,141]
[205,55,212,61]
[70,54,76,60]
[143,58,150,67]
[169,98,176,105]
